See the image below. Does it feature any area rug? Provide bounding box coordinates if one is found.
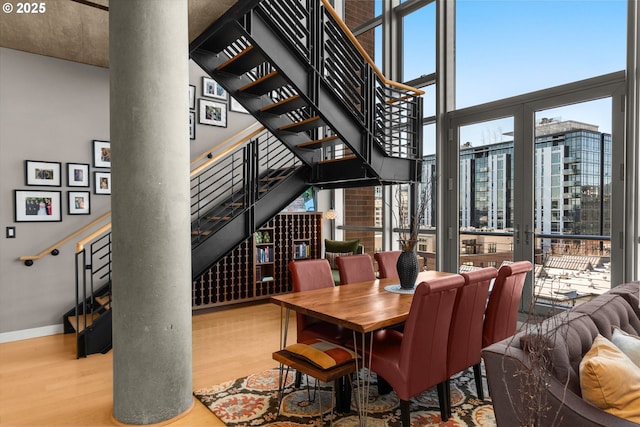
[194,367,495,426]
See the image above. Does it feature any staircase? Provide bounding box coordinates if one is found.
[65,0,423,357]
[189,0,423,188]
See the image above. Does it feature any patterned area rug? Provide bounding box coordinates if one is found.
[194,367,496,426]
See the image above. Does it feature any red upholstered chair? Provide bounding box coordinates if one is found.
[445,267,497,413]
[482,260,533,348]
[374,251,401,280]
[288,259,351,345]
[366,274,465,426]
[335,254,376,285]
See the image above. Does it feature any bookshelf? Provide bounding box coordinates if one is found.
[192,212,323,310]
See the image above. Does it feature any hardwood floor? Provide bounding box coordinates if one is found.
[0,303,294,426]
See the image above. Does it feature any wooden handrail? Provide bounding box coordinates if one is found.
[190,122,263,166]
[75,223,112,253]
[320,0,425,96]
[190,125,266,177]
[18,211,112,264]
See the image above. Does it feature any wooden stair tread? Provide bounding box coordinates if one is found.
[317,154,357,165]
[94,295,111,310]
[260,95,306,115]
[191,230,212,235]
[216,46,265,75]
[279,116,325,133]
[67,312,101,333]
[204,216,231,221]
[239,71,287,96]
[297,135,340,150]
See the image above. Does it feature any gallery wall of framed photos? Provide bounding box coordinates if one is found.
[0,50,259,338]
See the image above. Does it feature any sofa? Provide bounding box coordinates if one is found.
[482,282,640,426]
[323,239,364,285]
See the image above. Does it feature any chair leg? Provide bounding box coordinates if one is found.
[295,370,302,388]
[400,399,411,427]
[436,381,449,422]
[444,378,452,419]
[473,363,484,400]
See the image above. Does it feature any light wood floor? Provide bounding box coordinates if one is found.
[0,303,294,426]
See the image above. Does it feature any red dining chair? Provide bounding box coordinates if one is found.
[482,260,533,348]
[366,274,465,426]
[374,251,402,280]
[335,254,376,285]
[445,267,498,414]
[288,259,351,345]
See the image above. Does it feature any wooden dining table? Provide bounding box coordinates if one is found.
[270,270,455,424]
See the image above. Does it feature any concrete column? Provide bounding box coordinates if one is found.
[109,1,192,424]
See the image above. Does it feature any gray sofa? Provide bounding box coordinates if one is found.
[482,282,640,427]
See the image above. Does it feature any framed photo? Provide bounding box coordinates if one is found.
[67,163,90,187]
[230,97,249,114]
[94,171,111,195]
[189,111,196,140]
[199,99,227,127]
[93,140,111,168]
[189,84,196,110]
[202,77,227,100]
[14,190,62,222]
[25,160,61,187]
[68,191,90,215]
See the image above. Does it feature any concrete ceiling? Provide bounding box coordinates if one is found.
[0,0,237,68]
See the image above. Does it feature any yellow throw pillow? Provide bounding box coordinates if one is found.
[580,334,640,423]
[283,339,357,370]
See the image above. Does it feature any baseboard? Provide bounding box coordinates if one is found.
[0,324,64,343]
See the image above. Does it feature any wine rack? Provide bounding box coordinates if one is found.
[192,212,322,310]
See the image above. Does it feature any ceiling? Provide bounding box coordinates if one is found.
[0,0,237,68]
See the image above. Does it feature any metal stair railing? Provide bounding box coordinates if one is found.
[257,0,424,161]
[71,126,301,355]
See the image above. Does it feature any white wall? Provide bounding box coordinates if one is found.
[0,47,256,340]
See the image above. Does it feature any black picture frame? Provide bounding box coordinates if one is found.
[68,191,90,215]
[199,99,227,127]
[94,171,111,195]
[202,77,227,100]
[189,111,196,140]
[93,140,111,168]
[25,160,62,187]
[14,190,62,222]
[189,84,196,110]
[67,162,90,187]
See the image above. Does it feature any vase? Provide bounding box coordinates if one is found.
[396,250,419,290]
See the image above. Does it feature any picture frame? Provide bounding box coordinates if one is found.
[189,84,196,110]
[94,171,111,195]
[67,162,90,187]
[202,77,227,100]
[199,99,227,127]
[230,97,249,114]
[68,191,90,215]
[25,160,61,187]
[93,140,111,168]
[14,190,62,222]
[189,111,196,140]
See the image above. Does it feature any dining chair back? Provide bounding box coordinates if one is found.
[482,260,533,348]
[335,254,376,285]
[288,259,350,345]
[367,274,465,426]
[446,267,498,408]
[374,251,402,279]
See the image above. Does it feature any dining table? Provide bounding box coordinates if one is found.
[270,269,455,424]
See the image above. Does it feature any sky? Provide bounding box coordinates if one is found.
[373,0,628,153]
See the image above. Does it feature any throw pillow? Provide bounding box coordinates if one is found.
[611,326,640,368]
[325,239,360,255]
[283,338,357,370]
[580,334,640,423]
[325,251,351,270]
